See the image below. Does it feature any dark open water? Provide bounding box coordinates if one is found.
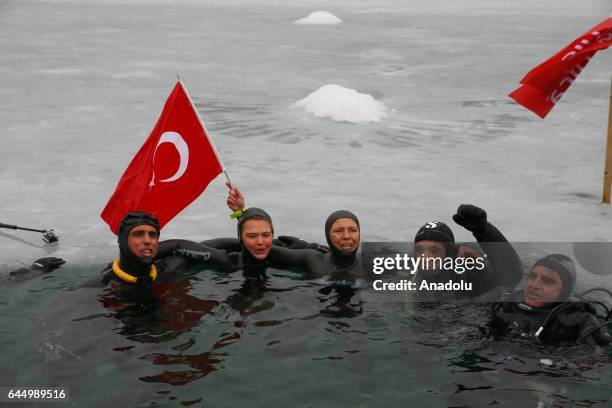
[1,262,610,407]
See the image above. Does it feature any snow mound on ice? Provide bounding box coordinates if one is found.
[294,11,342,25]
[293,84,388,124]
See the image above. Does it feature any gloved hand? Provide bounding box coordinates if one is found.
[308,243,330,254]
[277,236,330,254]
[277,235,310,249]
[31,257,65,273]
[453,204,488,234]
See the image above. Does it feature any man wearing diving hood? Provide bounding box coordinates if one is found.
[412,204,523,298]
[95,212,235,290]
[108,211,162,286]
[491,254,611,346]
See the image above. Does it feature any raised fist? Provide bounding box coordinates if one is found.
[453,204,488,234]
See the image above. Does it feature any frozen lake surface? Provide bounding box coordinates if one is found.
[1,0,611,271]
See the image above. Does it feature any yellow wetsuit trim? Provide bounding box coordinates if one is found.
[112,258,157,283]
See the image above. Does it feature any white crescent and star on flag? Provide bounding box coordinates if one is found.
[101,81,226,233]
[148,131,190,189]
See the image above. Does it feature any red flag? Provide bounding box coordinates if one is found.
[509,18,612,118]
[101,81,223,233]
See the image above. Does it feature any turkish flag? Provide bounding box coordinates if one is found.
[509,18,612,118]
[101,81,223,233]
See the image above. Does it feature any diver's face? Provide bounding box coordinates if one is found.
[329,218,360,253]
[127,225,159,258]
[523,265,562,308]
[241,220,273,260]
[414,240,446,271]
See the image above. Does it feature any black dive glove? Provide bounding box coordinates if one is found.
[31,257,65,273]
[310,243,330,254]
[453,204,488,234]
[277,236,330,254]
[277,235,310,249]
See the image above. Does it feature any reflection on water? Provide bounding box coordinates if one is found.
[97,268,372,389]
[99,273,225,387]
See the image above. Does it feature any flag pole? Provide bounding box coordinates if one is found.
[603,77,612,204]
[176,75,233,187]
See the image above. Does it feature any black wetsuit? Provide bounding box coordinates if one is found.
[414,222,523,298]
[200,237,329,254]
[198,237,346,277]
[491,290,612,346]
[267,245,363,278]
[246,209,364,278]
[96,238,269,290]
[85,213,243,301]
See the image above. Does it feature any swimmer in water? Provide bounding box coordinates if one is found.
[93,212,235,292]
[412,204,523,298]
[491,254,611,346]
